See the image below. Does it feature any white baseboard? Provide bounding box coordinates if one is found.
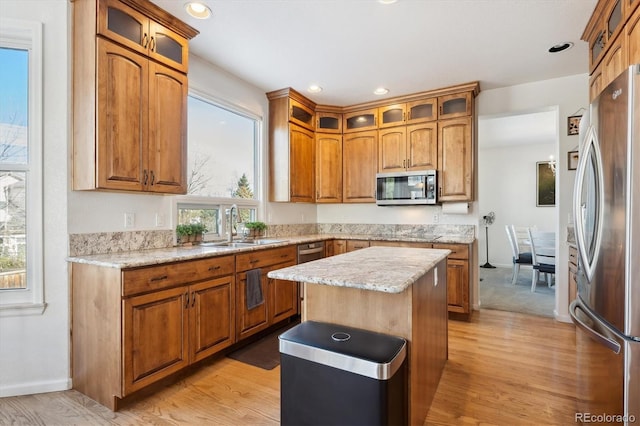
[554,311,572,324]
[0,378,71,398]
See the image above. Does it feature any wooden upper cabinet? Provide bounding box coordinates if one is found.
[73,0,197,194]
[289,124,315,202]
[438,92,472,119]
[378,127,407,172]
[267,89,317,202]
[406,98,438,124]
[438,117,473,201]
[316,111,342,134]
[603,32,628,85]
[316,133,343,203]
[378,98,438,128]
[343,130,377,202]
[407,122,438,171]
[378,104,407,128]
[289,98,315,131]
[98,0,189,73]
[627,2,640,65]
[343,109,378,133]
[590,63,604,101]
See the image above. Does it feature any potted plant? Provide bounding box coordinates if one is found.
[244,221,267,239]
[176,223,207,245]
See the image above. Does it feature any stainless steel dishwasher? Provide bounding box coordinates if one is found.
[296,242,325,313]
[297,241,325,263]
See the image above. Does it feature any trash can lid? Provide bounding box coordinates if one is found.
[279,321,407,380]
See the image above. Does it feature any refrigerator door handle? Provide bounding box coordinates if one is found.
[573,125,605,282]
[569,299,621,354]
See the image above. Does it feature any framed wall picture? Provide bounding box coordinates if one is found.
[536,161,555,206]
[568,150,579,170]
[567,115,582,136]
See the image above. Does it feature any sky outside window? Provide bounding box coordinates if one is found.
[0,47,29,164]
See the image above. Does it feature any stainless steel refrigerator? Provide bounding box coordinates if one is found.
[570,64,640,425]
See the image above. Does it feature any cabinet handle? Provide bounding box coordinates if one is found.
[150,170,155,186]
[149,274,168,282]
[250,259,259,264]
[191,292,196,308]
[407,158,411,168]
[142,33,149,48]
[402,112,405,121]
[403,159,406,168]
[439,105,443,115]
[208,265,221,272]
[184,292,189,309]
[143,170,148,186]
[280,254,288,258]
[149,36,156,52]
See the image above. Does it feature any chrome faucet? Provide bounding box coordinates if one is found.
[227,204,238,242]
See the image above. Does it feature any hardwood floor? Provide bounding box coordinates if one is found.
[0,310,577,425]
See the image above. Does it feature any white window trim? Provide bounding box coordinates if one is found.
[0,18,45,316]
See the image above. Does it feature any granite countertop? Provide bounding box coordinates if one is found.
[267,246,450,294]
[66,233,471,269]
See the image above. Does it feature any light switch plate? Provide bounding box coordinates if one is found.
[124,212,135,228]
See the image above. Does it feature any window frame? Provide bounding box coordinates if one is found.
[174,89,263,243]
[0,18,44,315]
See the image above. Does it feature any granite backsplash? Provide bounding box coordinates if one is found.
[69,223,475,257]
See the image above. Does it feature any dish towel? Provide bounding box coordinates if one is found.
[246,268,264,310]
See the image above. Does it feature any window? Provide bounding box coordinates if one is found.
[0,18,44,314]
[176,90,261,241]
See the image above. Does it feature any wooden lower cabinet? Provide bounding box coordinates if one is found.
[72,255,236,410]
[235,246,298,341]
[433,243,473,318]
[346,239,370,251]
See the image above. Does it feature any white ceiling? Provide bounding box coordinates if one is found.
[153,0,598,106]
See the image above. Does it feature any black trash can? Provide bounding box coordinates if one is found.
[279,321,407,426]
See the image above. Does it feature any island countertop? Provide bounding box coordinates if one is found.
[267,246,450,294]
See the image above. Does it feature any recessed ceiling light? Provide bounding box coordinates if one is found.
[373,87,389,95]
[548,42,573,53]
[379,0,398,4]
[308,85,323,93]
[185,2,212,19]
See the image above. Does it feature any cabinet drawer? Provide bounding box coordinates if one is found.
[123,255,234,297]
[236,246,297,272]
[433,243,469,260]
[346,240,370,252]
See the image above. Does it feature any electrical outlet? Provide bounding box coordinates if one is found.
[433,213,439,223]
[155,213,165,227]
[124,212,135,228]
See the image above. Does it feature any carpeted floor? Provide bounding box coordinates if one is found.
[479,266,555,318]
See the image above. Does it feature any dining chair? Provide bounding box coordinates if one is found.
[505,225,532,285]
[527,229,556,292]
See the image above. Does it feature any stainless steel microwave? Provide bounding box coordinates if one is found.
[376,170,437,205]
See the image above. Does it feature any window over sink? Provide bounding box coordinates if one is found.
[175,90,261,241]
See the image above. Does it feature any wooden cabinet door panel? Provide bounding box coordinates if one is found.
[236,271,269,340]
[97,39,147,191]
[289,124,315,202]
[590,65,604,101]
[190,277,236,363]
[268,261,298,324]
[407,122,437,171]
[378,127,407,172]
[332,239,347,255]
[343,131,377,202]
[148,62,187,194]
[123,286,188,395]
[438,117,473,201]
[603,33,627,86]
[438,92,471,119]
[316,133,343,203]
[446,259,469,313]
[627,4,640,66]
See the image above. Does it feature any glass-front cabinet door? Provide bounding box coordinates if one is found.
[378,104,406,128]
[438,92,471,119]
[289,99,315,131]
[316,111,342,134]
[98,0,189,72]
[406,98,437,124]
[343,109,377,133]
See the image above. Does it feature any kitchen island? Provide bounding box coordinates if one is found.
[267,246,450,425]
